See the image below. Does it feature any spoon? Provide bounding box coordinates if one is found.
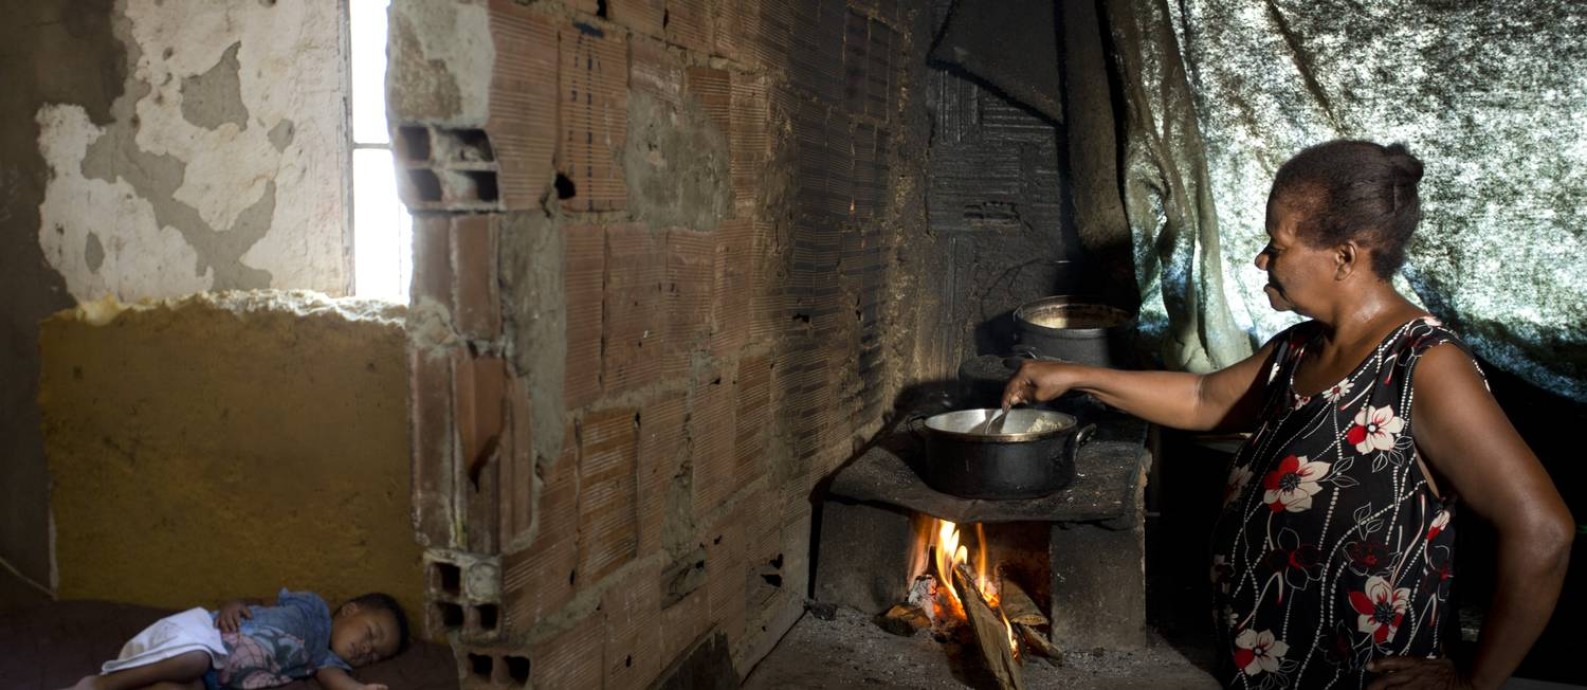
[977,407,1009,435]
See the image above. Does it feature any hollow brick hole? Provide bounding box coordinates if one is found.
[468,652,493,679]
[436,601,465,630]
[434,128,495,163]
[434,561,462,596]
[504,655,531,685]
[395,126,431,163]
[475,603,499,631]
[462,171,499,202]
[404,169,442,202]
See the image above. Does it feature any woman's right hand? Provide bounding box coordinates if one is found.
[215,600,252,633]
[1002,360,1077,409]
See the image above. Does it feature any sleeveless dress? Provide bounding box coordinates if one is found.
[1211,315,1471,689]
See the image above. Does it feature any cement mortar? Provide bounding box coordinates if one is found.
[622,91,732,232]
[386,0,494,126]
[41,291,421,618]
[496,212,568,549]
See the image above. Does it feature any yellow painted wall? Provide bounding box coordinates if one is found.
[41,292,423,621]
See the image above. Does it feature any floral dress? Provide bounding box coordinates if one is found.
[1211,316,1467,689]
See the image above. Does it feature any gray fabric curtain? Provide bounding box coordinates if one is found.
[1100,0,1254,372]
[1101,0,1587,400]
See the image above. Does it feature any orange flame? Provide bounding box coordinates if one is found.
[921,519,1021,658]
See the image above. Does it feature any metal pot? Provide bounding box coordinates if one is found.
[1012,296,1134,367]
[913,408,1095,500]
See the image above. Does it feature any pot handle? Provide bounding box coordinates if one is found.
[1075,423,1098,446]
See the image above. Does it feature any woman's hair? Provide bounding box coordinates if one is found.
[1271,140,1425,279]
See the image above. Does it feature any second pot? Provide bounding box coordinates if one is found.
[914,408,1094,500]
[1013,295,1135,367]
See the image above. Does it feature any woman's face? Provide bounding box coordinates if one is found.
[1255,194,1338,316]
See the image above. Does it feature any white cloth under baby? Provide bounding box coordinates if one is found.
[101,607,227,673]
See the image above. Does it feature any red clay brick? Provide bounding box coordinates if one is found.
[579,408,639,583]
[529,610,604,689]
[734,355,770,481]
[746,0,794,76]
[410,214,453,308]
[663,229,714,381]
[502,423,579,631]
[658,587,709,666]
[564,225,605,410]
[688,374,736,514]
[709,219,754,356]
[629,35,683,104]
[685,67,731,134]
[729,73,770,210]
[559,22,629,213]
[450,215,501,340]
[664,0,711,53]
[636,393,686,558]
[704,501,748,646]
[712,0,758,62]
[604,224,665,392]
[457,353,506,554]
[486,1,558,210]
[410,349,455,548]
[501,375,534,546]
[602,559,663,690]
[609,0,665,39]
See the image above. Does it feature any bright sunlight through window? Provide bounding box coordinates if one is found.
[350,0,410,302]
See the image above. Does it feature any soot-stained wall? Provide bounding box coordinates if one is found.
[0,0,352,606]
[388,0,943,685]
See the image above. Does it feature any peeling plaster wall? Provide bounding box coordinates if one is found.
[40,293,421,619]
[37,0,350,300]
[1,0,352,608]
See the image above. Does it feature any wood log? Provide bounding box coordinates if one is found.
[953,564,1024,690]
[877,603,932,636]
[1015,622,1065,666]
[997,570,1047,626]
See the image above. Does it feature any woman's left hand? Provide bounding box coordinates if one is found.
[1365,657,1474,690]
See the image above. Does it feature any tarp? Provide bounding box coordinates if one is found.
[1104,0,1587,400]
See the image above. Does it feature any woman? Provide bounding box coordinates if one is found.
[1003,141,1572,689]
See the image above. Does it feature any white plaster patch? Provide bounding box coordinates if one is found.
[125,0,349,292]
[35,0,349,299]
[37,104,214,302]
[387,0,495,125]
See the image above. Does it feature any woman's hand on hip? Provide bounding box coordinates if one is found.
[1365,657,1475,690]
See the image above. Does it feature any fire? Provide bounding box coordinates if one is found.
[922,519,1020,656]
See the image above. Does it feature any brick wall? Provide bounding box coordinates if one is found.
[389,0,933,686]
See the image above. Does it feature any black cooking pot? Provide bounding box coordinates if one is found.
[912,408,1095,499]
[1013,296,1135,367]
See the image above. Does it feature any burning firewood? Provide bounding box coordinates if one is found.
[996,570,1047,627]
[1015,622,1065,666]
[952,563,1024,690]
[877,603,933,637]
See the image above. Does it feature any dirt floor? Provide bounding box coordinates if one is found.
[741,605,1219,690]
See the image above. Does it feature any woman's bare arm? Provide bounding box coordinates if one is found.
[1385,345,1574,690]
[1001,339,1279,432]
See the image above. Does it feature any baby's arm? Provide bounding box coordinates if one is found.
[214,593,279,632]
[314,667,387,690]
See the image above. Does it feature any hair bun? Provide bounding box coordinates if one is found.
[1384,143,1425,185]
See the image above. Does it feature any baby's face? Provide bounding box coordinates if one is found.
[330,605,401,667]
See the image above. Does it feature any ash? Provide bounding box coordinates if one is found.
[742,605,1219,690]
